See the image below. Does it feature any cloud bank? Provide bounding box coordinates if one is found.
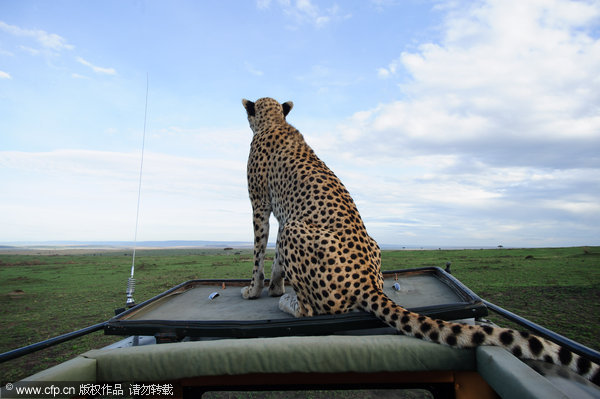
[0,149,249,242]
[319,0,600,246]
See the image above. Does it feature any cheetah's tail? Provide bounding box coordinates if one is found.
[361,289,600,386]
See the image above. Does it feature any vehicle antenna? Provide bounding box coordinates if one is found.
[126,73,149,308]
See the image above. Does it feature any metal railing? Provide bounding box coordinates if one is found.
[483,299,600,365]
[0,322,107,363]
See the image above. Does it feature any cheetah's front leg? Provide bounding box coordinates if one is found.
[268,225,285,297]
[241,206,270,299]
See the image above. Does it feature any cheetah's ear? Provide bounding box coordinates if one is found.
[282,101,293,117]
[242,99,255,117]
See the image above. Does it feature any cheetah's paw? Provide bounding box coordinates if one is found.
[241,285,263,299]
[278,293,300,317]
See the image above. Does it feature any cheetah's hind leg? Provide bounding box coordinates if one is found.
[278,293,302,317]
[278,292,315,318]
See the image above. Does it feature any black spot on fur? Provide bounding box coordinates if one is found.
[577,357,591,375]
[482,325,493,335]
[451,325,462,335]
[400,315,410,324]
[446,335,457,346]
[471,331,485,345]
[558,347,573,365]
[544,355,553,364]
[403,325,412,333]
[429,331,439,342]
[512,346,522,358]
[528,336,543,356]
[499,331,514,345]
[519,331,530,339]
[420,322,432,333]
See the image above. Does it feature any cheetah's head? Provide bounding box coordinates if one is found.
[242,97,293,132]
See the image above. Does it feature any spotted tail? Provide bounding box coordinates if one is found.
[361,289,600,385]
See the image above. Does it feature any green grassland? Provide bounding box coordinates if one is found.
[1,246,599,384]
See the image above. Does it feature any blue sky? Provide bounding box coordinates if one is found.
[1,0,599,247]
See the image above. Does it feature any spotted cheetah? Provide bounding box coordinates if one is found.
[241,97,600,385]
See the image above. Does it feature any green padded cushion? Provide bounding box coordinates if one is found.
[477,346,568,399]
[83,335,475,382]
[23,356,97,382]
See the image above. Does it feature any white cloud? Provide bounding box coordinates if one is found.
[376,58,400,78]
[261,0,351,28]
[0,21,74,51]
[329,155,600,247]
[256,0,272,9]
[76,57,117,75]
[0,149,249,242]
[0,21,118,80]
[244,61,264,76]
[313,0,600,246]
[376,68,390,78]
[0,70,11,79]
[296,0,326,26]
[362,0,600,167]
[19,45,40,55]
[71,73,89,79]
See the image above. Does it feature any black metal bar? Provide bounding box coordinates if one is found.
[483,299,600,364]
[0,322,107,363]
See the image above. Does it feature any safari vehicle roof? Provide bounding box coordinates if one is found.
[5,267,600,398]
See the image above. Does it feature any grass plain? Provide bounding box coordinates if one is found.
[0,246,599,384]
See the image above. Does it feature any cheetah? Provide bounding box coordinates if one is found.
[241,97,600,385]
